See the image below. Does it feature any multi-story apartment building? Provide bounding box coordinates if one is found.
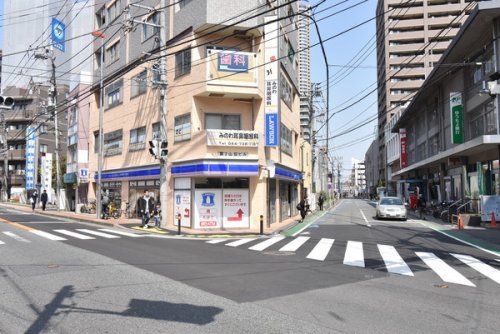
[349,158,366,196]
[393,0,500,209]
[88,0,302,232]
[1,85,68,200]
[298,2,311,142]
[376,0,474,192]
[364,138,379,196]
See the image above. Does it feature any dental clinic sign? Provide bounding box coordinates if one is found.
[264,16,279,147]
[25,126,37,190]
[450,92,464,144]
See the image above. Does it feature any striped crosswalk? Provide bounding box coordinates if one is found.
[206,236,500,288]
[0,228,142,244]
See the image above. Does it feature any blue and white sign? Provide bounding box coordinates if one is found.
[265,113,279,146]
[194,190,222,228]
[25,126,37,190]
[79,168,89,183]
[51,18,66,52]
[217,52,249,72]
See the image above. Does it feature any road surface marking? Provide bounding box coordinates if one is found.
[98,229,142,237]
[206,239,230,244]
[496,259,500,262]
[249,235,286,251]
[54,229,96,240]
[279,236,310,252]
[306,238,334,261]
[76,229,120,239]
[359,209,371,227]
[31,230,67,241]
[0,217,35,231]
[415,252,475,287]
[343,241,365,267]
[2,231,30,242]
[451,253,500,285]
[378,245,414,276]
[225,238,258,247]
[0,239,4,245]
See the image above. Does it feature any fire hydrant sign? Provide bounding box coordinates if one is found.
[222,189,249,228]
[194,190,222,229]
[173,190,191,227]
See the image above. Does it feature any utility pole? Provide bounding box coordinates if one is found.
[0,110,7,201]
[35,50,62,210]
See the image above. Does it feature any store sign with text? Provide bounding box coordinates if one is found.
[264,16,279,147]
[208,151,258,160]
[25,126,37,190]
[222,189,249,228]
[217,52,249,72]
[174,190,191,227]
[206,129,259,147]
[450,92,464,144]
[399,128,408,169]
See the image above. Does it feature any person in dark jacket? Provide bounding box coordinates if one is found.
[297,197,308,222]
[30,190,38,211]
[318,194,325,211]
[138,190,155,228]
[40,190,48,211]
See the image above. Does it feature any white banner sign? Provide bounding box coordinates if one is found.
[206,129,259,147]
[264,16,279,147]
[194,189,222,229]
[174,190,191,227]
[222,189,249,228]
[41,153,53,202]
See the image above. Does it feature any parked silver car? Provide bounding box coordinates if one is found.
[376,197,407,220]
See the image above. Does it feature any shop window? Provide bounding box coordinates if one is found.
[222,178,249,188]
[174,114,191,142]
[175,48,191,78]
[194,178,223,189]
[105,79,123,109]
[205,114,241,130]
[280,124,293,156]
[131,70,147,97]
[129,127,146,151]
[104,129,123,157]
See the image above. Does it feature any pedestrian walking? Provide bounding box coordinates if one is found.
[318,193,325,211]
[297,197,308,222]
[138,190,155,228]
[153,203,161,228]
[30,190,38,211]
[40,190,48,211]
[101,190,110,219]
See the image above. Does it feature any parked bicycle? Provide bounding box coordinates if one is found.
[106,201,121,219]
[80,199,96,214]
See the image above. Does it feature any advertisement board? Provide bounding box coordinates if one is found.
[51,18,66,52]
[480,195,500,221]
[264,16,280,147]
[194,189,222,229]
[217,52,249,72]
[25,126,37,190]
[450,92,464,144]
[41,153,53,202]
[174,190,191,227]
[206,129,259,147]
[222,189,250,228]
[399,128,408,169]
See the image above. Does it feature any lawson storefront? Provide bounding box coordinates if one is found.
[170,160,259,230]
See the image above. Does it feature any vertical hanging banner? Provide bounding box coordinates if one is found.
[264,16,279,147]
[399,128,408,169]
[51,18,66,52]
[41,153,53,202]
[25,127,37,190]
[450,92,463,144]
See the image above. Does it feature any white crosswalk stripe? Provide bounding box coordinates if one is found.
[249,236,286,251]
[31,230,67,241]
[3,231,30,242]
[451,253,500,285]
[76,229,120,239]
[0,239,4,245]
[378,244,413,276]
[279,236,310,252]
[54,229,96,240]
[306,238,334,261]
[343,241,365,268]
[206,239,230,244]
[98,229,142,237]
[416,252,475,287]
[225,238,258,247]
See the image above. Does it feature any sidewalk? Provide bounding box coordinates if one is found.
[0,202,141,227]
[409,211,500,256]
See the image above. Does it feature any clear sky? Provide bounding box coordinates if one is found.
[311,0,378,173]
[0,0,377,175]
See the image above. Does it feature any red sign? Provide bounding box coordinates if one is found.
[399,128,408,169]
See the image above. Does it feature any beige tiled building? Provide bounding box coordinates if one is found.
[88,0,304,232]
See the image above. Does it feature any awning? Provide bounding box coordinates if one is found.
[63,172,77,184]
[171,160,259,177]
[94,165,161,181]
[268,162,303,182]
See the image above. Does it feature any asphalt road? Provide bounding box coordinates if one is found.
[0,199,499,333]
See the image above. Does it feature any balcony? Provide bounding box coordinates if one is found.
[6,130,26,141]
[196,50,260,99]
[7,149,26,161]
[4,109,35,121]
